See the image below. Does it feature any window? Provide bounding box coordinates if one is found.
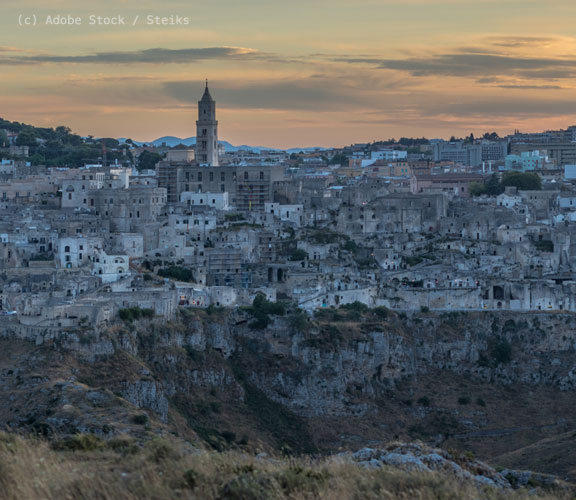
[209,172,214,182]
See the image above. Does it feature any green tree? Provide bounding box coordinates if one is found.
[138,150,163,170]
[483,132,500,141]
[484,174,504,196]
[501,171,541,191]
[329,154,348,165]
[469,182,486,197]
[16,129,37,147]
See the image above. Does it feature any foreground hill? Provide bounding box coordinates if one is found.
[0,432,571,499]
[495,431,576,484]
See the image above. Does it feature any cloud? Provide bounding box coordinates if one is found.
[163,78,372,111]
[422,97,576,117]
[493,84,564,90]
[0,46,33,53]
[0,47,267,65]
[484,36,561,47]
[336,52,576,80]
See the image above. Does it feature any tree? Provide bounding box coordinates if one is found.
[98,138,120,149]
[501,171,541,191]
[469,182,486,197]
[329,153,348,165]
[485,174,504,196]
[0,130,7,148]
[55,126,71,136]
[137,150,163,170]
[483,132,500,141]
[16,129,37,147]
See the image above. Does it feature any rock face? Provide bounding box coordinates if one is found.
[120,380,169,422]
[2,309,576,480]
[227,312,576,418]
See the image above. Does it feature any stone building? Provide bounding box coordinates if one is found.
[195,82,219,166]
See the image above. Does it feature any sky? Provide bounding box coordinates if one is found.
[2,0,576,148]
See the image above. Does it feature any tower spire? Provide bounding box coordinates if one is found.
[196,82,219,166]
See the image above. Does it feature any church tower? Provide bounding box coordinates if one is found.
[195,80,219,166]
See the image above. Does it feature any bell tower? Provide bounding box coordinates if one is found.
[195,80,219,166]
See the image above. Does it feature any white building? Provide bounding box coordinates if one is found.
[57,237,101,269]
[264,203,305,225]
[91,248,129,283]
[180,191,229,211]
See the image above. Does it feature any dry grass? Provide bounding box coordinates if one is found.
[0,432,572,500]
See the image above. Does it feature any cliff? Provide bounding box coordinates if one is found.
[1,306,576,481]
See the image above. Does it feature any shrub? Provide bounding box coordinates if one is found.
[288,309,310,331]
[52,434,103,452]
[340,301,369,312]
[420,306,430,313]
[107,438,140,455]
[158,265,194,282]
[372,306,389,319]
[118,307,154,322]
[221,431,236,444]
[417,396,431,407]
[404,256,423,267]
[183,469,199,489]
[289,249,308,261]
[534,240,554,252]
[246,294,286,329]
[132,413,149,425]
[458,396,471,405]
[478,336,512,367]
[490,337,513,365]
[342,240,358,253]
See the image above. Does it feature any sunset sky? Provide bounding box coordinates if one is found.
[3,0,576,148]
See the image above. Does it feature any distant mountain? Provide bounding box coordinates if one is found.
[118,136,325,154]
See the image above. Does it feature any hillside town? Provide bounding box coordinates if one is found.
[2,84,576,334]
